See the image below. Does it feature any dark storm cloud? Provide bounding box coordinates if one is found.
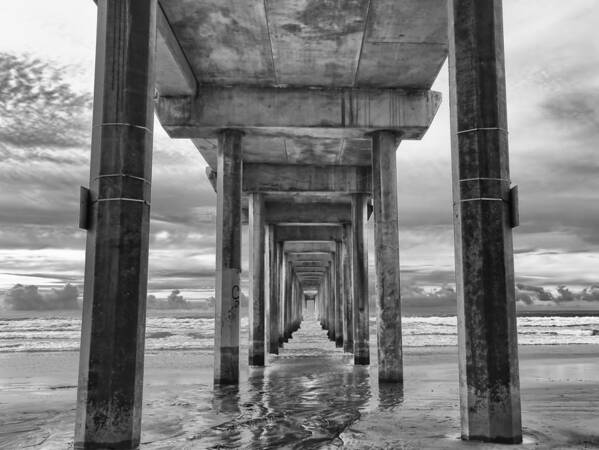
[0,53,92,149]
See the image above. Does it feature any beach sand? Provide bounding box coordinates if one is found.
[1,320,599,449]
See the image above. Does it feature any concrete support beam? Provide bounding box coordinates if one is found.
[75,2,156,448]
[155,2,196,96]
[285,242,337,253]
[294,266,327,273]
[264,201,352,224]
[448,0,522,443]
[351,194,370,365]
[342,224,354,353]
[156,86,442,139]
[243,164,371,194]
[287,252,334,262]
[248,193,265,366]
[335,241,343,348]
[268,228,279,354]
[276,225,343,242]
[214,130,243,384]
[293,261,329,267]
[371,130,403,383]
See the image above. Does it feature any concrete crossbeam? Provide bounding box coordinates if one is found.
[284,242,337,254]
[155,2,196,96]
[243,164,371,194]
[276,225,343,242]
[156,87,442,139]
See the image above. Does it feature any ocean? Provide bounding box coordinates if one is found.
[2,311,599,353]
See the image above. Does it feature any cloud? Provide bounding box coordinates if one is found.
[0,53,92,149]
[2,283,79,310]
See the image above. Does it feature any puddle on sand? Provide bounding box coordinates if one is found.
[143,313,404,449]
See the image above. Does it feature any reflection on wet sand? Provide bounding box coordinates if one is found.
[183,315,400,449]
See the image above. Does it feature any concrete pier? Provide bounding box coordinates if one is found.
[371,130,403,383]
[75,1,156,448]
[73,0,521,444]
[248,193,265,366]
[214,129,243,384]
[448,0,522,443]
[351,194,370,365]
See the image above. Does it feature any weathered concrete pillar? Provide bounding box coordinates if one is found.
[351,194,370,365]
[277,243,285,347]
[448,0,522,443]
[342,224,354,353]
[75,1,156,447]
[371,130,403,383]
[325,268,330,336]
[214,129,243,384]
[268,227,279,354]
[248,193,265,366]
[284,260,293,341]
[326,267,335,341]
[335,241,343,348]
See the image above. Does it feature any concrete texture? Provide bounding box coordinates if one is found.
[351,194,369,365]
[268,228,280,354]
[342,224,354,353]
[248,193,266,366]
[448,0,522,443]
[75,1,157,448]
[214,130,243,384]
[159,0,446,88]
[335,241,344,348]
[371,130,403,383]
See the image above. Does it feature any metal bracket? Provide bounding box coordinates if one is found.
[509,185,519,228]
[79,186,91,230]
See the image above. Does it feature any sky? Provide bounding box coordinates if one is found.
[0,1,598,300]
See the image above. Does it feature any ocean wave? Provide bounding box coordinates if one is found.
[2,315,599,353]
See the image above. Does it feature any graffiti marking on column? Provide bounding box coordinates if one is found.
[226,284,240,321]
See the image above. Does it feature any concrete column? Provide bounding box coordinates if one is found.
[351,193,370,365]
[279,251,287,344]
[326,268,334,341]
[75,1,156,448]
[277,243,285,347]
[448,0,522,443]
[268,227,279,354]
[324,270,328,334]
[248,193,265,366]
[342,224,354,353]
[284,260,293,341]
[371,130,403,383]
[214,129,243,384]
[335,241,343,348]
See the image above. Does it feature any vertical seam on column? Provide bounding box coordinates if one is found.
[352,0,372,87]
[263,0,279,85]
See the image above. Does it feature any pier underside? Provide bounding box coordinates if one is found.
[75,0,522,447]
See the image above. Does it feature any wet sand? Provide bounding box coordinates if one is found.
[1,319,599,449]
